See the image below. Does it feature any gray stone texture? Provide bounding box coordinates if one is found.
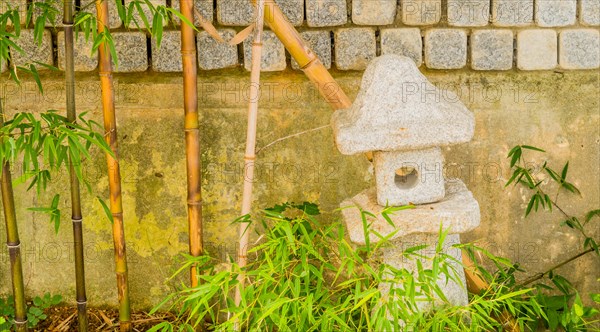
[10,29,54,68]
[517,29,557,70]
[84,0,122,29]
[197,29,239,70]
[580,0,600,26]
[374,148,445,206]
[243,30,286,72]
[352,0,396,26]
[559,29,600,69]
[401,0,441,26]
[331,55,474,155]
[424,29,467,69]
[217,0,304,26]
[491,0,533,26]
[274,0,304,27]
[291,30,332,70]
[151,31,182,72]
[471,29,514,71]
[57,31,98,72]
[380,233,469,310]
[124,0,168,29]
[380,28,423,67]
[306,0,347,27]
[334,28,376,70]
[216,0,254,26]
[535,0,576,27]
[171,0,213,26]
[340,180,480,245]
[112,32,149,72]
[447,0,489,26]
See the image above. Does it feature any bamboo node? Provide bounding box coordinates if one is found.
[76,300,88,305]
[252,42,263,47]
[244,155,257,161]
[181,49,196,56]
[72,217,83,223]
[6,242,20,248]
[112,212,123,218]
[300,56,319,70]
[98,71,112,78]
[187,200,202,205]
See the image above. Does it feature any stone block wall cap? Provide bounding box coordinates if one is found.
[331,54,475,155]
[340,179,481,245]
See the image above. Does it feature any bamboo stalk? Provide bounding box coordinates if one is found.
[94,1,131,330]
[0,100,28,332]
[235,0,266,309]
[179,0,203,287]
[63,0,88,330]
[250,0,351,110]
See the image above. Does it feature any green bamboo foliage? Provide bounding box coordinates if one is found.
[63,0,88,330]
[0,100,28,332]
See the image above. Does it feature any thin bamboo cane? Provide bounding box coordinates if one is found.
[179,0,203,288]
[235,0,265,309]
[63,1,88,330]
[250,0,351,110]
[0,100,28,332]
[94,1,131,330]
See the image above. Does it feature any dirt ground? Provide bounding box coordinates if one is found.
[34,307,178,331]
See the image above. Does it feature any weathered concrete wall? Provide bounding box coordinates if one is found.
[0,68,598,309]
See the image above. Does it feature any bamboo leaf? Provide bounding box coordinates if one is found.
[229,24,254,45]
[521,145,545,152]
[97,196,114,223]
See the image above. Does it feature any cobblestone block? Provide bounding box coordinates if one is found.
[334,28,376,70]
[243,30,286,71]
[424,29,467,69]
[57,31,97,72]
[559,29,600,69]
[10,29,53,68]
[580,0,600,26]
[401,0,441,26]
[535,0,576,27]
[216,0,253,26]
[171,0,213,26]
[112,32,148,72]
[471,30,513,70]
[84,0,122,29]
[491,0,533,26]
[151,30,182,72]
[517,29,557,70]
[306,0,347,27]
[447,0,489,26]
[352,0,396,26]
[291,30,332,70]
[197,29,239,70]
[380,28,423,66]
[124,0,168,29]
[274,0,304,26]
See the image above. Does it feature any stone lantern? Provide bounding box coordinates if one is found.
[332,54,481,310]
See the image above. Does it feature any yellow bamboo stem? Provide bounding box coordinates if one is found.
[251,0,351,110]
[179,0,203,288]
[95,0,131,330]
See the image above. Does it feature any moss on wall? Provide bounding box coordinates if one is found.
[0,68,598,309]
